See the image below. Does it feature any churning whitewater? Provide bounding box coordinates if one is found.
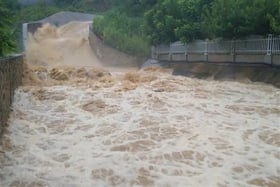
[0,22,279,187]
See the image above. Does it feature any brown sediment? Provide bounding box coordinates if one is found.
[123,71,157,83]
[248,177,280,187]
[259,131,280,147]
[22,61,113,87]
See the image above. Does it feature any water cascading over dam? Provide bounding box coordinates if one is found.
[0,22,279,187]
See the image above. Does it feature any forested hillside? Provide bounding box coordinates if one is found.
[0,0,279,57]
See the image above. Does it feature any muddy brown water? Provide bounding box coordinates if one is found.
[1,70,280,187]
[0,22,280,187]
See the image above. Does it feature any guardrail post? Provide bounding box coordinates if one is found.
[271,35,276,66]
[266,34,273,65]
[169,43,172,61]
[231,40,236,63]
[185,43,188,62]
[267,34,272,56]
[204,39,208,62]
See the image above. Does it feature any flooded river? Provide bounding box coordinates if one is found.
[0,22,280,187]
[0,69,280,187]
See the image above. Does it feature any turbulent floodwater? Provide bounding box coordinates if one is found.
[1,70,280,187]
[26,22,101,68]
[1,21,280,187]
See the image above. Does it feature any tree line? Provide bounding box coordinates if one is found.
[145,0,280,44]
[0,0,279,57]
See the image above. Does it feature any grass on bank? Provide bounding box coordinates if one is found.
[93,11,150,58]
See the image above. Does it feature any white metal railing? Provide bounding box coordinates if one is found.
[272,36,280,54]
[234,39,268,53]
[155,35,280,55]
[171,42,187,54]
[207,40,232,53]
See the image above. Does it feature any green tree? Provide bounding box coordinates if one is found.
[269,1,280,34]
[118,0,158,16]
[0,0,16,56]
[53,0,78,6]
[144,0,181,44]
[144,0,212,44]
[174,0,212,42]
[208,0,279,39]
[17,2,61,22]
[53,0,115,12]
[144,0,280,43]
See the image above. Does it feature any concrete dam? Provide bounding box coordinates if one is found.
[0,16,280,187]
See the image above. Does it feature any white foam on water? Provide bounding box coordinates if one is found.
[2,19,280,187]
[25,22,101,68]
[1,73,279,187]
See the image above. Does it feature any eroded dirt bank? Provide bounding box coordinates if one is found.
[0,22,280,187]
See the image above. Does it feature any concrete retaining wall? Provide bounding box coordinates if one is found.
[272,55,280,66]
[158,52,280,66]
[208,53,234,63]
[171,62,280,88]
[0,55,24,136]
[188,53,207,62]
[235,54,268,64]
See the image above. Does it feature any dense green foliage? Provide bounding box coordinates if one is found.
[91,1,159,57]
[207,0,279,38]
[0,0,18,56]
[53,0,157,14]
[53,0,114,12]
[269,1,280,34]
[18,2,61,22]
[92,1,158,57]
[94,12,149,57]
[145,0,211,44]
[117,0,158,17]
[145,0,280,44]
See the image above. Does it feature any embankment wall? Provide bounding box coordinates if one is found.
[158,53,280,66]
[0,55,24,136]
[171,62,280,88]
